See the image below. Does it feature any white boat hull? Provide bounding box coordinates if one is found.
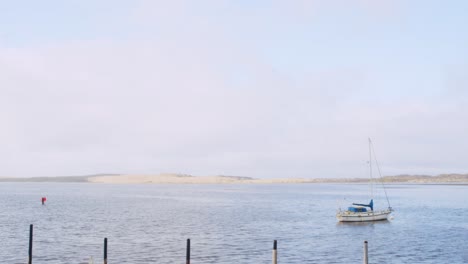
[336,209,391,222]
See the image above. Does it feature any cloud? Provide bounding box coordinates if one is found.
[266,0,406,21]
[1,36,467,177]
[0,35,288,175]
[0,1,466,178]
[443,64,468,99]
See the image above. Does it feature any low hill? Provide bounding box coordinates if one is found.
[380,173,468,183]
[0,173,467,184]
[0,174,120,182]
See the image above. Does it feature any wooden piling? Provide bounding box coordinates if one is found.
[186,239,191,264]
[272,240,277,264]
[28,224,33,264]
[104,238,108,264]
[363,241,368,264]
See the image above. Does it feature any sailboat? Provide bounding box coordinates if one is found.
[336,139,393,222]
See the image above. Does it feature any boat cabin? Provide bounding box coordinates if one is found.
[347,206,367,212]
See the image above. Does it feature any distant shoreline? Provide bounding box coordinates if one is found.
[1,173,467,184]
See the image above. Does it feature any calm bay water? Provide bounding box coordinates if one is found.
[0,183,467,263]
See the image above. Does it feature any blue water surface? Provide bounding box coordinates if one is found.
[0,183,467,263]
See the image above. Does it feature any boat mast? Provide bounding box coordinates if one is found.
[370,141,392,210]
[368,138,373,200]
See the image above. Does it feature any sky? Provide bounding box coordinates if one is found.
[1,0,467,178]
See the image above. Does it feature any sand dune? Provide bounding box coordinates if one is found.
[1,173,467,184]
[88,174,316,184]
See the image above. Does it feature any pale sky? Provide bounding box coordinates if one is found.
[1,0,467,178]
